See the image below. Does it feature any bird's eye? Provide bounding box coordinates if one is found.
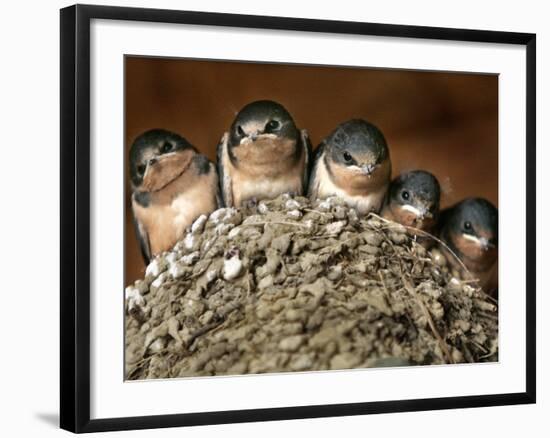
[265,120,280,133]
[161,141,172,154]
[237,125,245,137]
[464,221,472,231]
[343,151,353,162]
[137,164,146,176]
[401,190,410,201]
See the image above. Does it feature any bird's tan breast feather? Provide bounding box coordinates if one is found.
[133,166,218,256]
[225,138,306,207]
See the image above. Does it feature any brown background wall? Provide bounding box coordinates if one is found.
[125,56,498,285]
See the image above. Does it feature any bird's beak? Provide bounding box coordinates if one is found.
[418,206,433,221]
[361,163,377,175]
[241,131,260,144]
[479,237,496,251]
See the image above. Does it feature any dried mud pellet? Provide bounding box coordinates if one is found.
[333,206,347,220]
[285,308,306,322]
[145,257,168,278]
[279,335,304,352]
[258,275,274,290]
[363,230,383,246]
[430,302,445,320]
[473,299,497,313]
[290,354,314,371]
[413,244,427,257]
[255,304,271,320]
[182,299,205,317]
[451,348,464,363]
[389,232,408,245]
[327,265,343,281]
[222,255,243,281]
[325,220,346,235]
[199,310,215,325]
[358,244,381,255]
[330,352,361,370]
[271,233,292,254]
[456,320,471,332]
[390,223,407,234]
[430,248,447,267]
[286,209,302,219]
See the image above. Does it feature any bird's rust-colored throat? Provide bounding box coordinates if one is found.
[233,137,298,176]
[328,158,391,196]
[448,230,497,273]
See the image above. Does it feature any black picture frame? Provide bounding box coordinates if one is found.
[60,4,536,433]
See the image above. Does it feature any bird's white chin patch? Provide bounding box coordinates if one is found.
[400,204,424,217]
[462,233,480,243]
[240,133,277,145]
[350,164,377,176]
[462,233,494,250]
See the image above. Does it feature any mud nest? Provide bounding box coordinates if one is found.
[125,195,498,380]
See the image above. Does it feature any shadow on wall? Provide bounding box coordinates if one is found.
[125,56,498,284]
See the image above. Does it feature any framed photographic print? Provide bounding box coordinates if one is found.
[60,4,536,433]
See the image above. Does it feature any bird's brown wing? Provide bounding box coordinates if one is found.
[216,132,233,207]
[300,129,313,193]
[131,198,152,265]
[307,142,325,199]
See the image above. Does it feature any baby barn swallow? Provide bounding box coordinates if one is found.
[308,119,391,215]
[130,129,220,264]
[381,170,441,236]
[438,198,498,290]
[217,100,311,207]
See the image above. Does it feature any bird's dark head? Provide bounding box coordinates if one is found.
[387,170,441,228]
[321,119,391,194]
[443,197,498,269]
[229,100,299,147]
[325,119,390,176]
[227,100,301,171]
[129,129,197,192]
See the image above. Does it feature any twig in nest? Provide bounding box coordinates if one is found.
[478,349,497,360]
[469,339,489,354]
[478,311,498,321]
[380,228,455,365]
[402,278,455,364]
[369,213,498,305]
[369,213,472,275]
[461,338,475,363]
[378,271,391,300]
[243,221,310,228]
[188,318,225,351]
[303,208,330,217]
[246,270,252,297]
[126,355,153,378]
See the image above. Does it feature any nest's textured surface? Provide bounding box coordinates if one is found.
[125,195,498,380]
